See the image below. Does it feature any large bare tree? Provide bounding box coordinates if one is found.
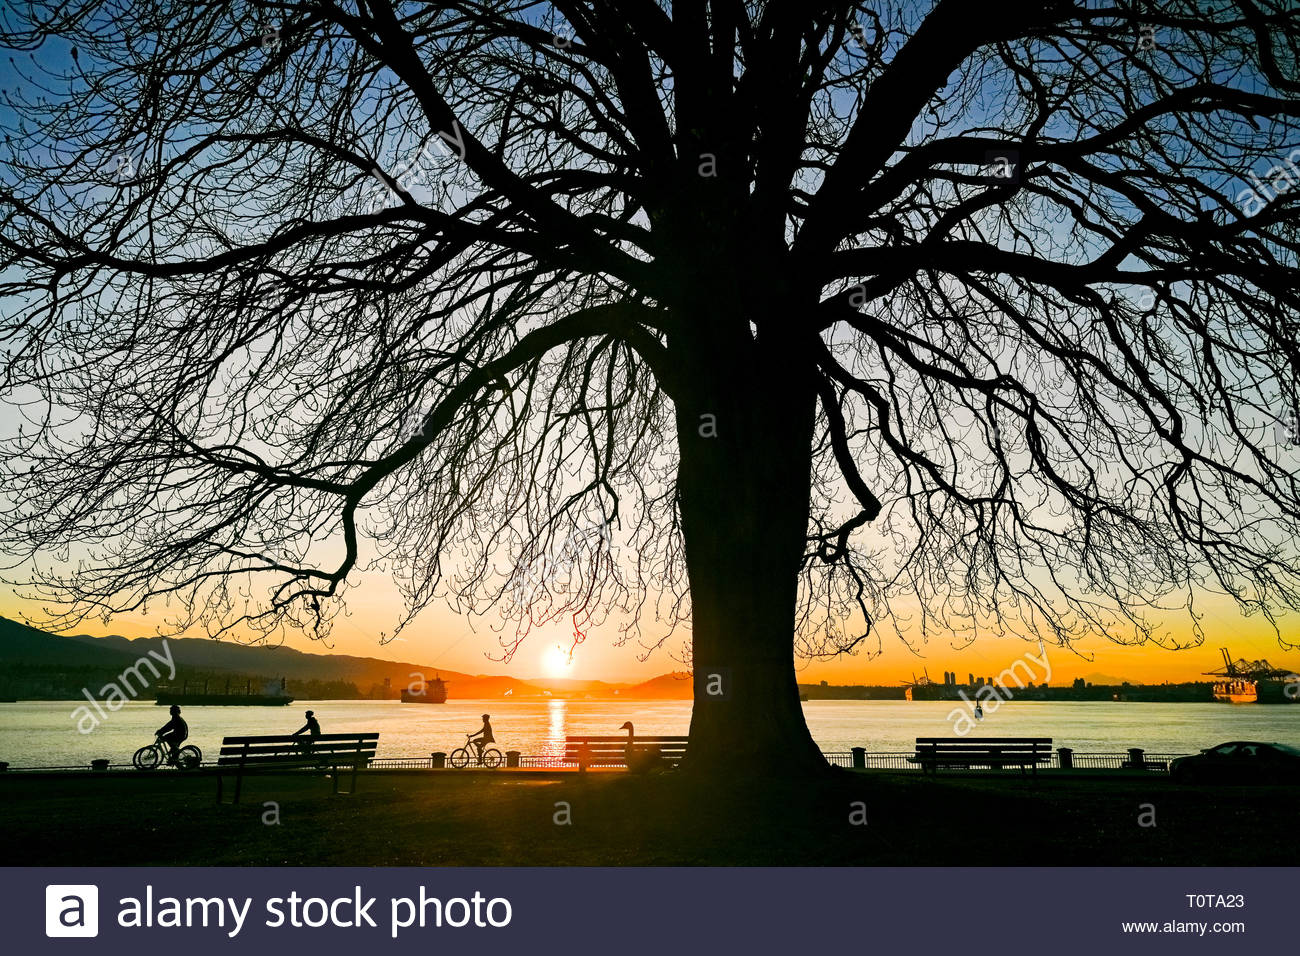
[3,1,1300,774]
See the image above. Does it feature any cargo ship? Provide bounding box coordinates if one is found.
[1206,649,1299,704]
[155,677,293,706]
[401,673,447,704]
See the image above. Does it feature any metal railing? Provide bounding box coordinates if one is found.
[1,749,1189,773]
[856,752,917,770]
[850,751,1184,772]
[1066,752,1181,771]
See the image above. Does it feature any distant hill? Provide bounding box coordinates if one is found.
[0,616,681,700]
[622,671,693,699]
[63,630,480,689]
[1082,672,1132,686]
[0,616,142,669]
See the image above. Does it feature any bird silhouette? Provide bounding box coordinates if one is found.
[619,721,663,774]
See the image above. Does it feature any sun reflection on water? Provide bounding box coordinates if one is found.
[544,698,567,756]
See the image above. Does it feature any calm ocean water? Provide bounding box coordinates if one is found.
[1,698,1298,768]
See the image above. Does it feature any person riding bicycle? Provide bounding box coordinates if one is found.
[293,710,321,738]
[155,705,188,763]
[467,714,494,763]
[292,709,321,757]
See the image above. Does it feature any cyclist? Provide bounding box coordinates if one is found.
[155,705,189,764]
[293,709,321,738]
[467,714,494,764]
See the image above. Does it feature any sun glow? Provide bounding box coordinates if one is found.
[542,644,573,678]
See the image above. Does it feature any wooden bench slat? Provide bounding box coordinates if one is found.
[218,742,378,755]
[563,733,689,771]
[216,760,374,771]
[217,746,379,758]
[910,737,1052,776]
[914,738,1052,745]
[564,738,696,743]
[914,748,1046,754]
[564,745,690,749]
[564,749,691,759]
[564,744,690,748]
[216,732,380,805]
[563,752,688,760]
[220,733,378,745]
[217,755,375,769]
[217,750,377,762]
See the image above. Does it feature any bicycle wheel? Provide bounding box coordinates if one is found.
[177,745,202,770]
[482,748,503,769]
[133,744,161,770]
[448,747,471,769]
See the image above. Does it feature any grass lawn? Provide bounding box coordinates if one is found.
[0,768,1290,866]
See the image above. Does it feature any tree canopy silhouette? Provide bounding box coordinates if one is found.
[3,1,1300,773]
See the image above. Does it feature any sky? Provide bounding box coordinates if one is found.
[4,578,1295,687]
[1,5,1298,689]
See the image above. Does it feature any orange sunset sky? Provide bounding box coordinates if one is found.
[6,574,1296,687]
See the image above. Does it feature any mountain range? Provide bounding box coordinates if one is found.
[0,616,693,700]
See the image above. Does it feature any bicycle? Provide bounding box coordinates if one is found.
[449,733,502,769]
[133,734,202,771]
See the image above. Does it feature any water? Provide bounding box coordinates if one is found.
[1,698,1297,768]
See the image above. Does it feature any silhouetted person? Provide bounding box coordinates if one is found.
[156,705,188,763]
[293,710,321,738]
[468,713,494,762]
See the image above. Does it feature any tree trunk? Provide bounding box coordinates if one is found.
[673,329,829,777]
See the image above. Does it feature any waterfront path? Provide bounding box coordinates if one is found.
[0,764,1290,866]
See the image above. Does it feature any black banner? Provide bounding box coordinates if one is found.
[6,867,1290,954]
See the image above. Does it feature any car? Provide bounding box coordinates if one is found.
[1170,741,1300,784]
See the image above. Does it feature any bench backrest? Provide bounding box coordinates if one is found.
[914,737,1052,755]
[564,735,689,765]
[217,733,379,769]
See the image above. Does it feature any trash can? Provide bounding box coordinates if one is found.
[506,750,521,768]
[0,761,9,772]
[1057,747,1073,770]
[90,759,110,772]
[851,747,866,770]
[430,751,446,769]
[1127,747,1146,769]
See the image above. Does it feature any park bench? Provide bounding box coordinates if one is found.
[909,737,1052,776]
[564,734,689,772]
[1121,751,1170,772]
[216,732,379,804]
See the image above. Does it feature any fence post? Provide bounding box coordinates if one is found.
[851,747,866,770]
[1127,747,1146,769]
[1057,747,1073,770]
[430,751,446,769]
[506,750,521,768]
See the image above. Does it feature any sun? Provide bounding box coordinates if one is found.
[542,644,573,678]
